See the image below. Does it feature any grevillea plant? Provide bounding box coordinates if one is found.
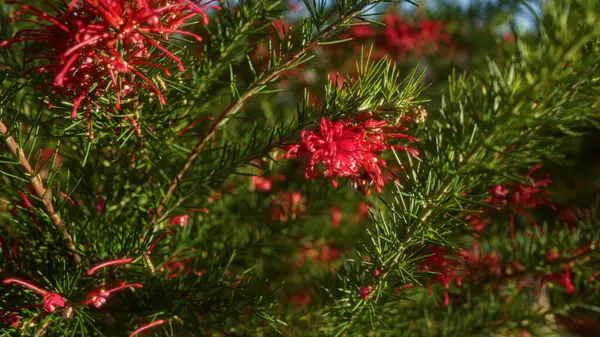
[1,0,600,336]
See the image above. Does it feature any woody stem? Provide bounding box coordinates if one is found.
[0,120,81,264]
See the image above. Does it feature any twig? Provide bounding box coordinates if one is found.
[142,4,373,240]
[153,129,300,226]
[0,120,81,264]
[33,320,52,337]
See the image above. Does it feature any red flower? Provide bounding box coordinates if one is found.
[82,282,143,308]
[288,291,312,306]
[356,202,370,221]
[294,242,340,271]
[169,214,190,227]
[419,247,462,305]
[320,244,340,264]
[251,176,272,192]
[505,167,553,210]
[542,267,575,294]
[158,248,197,279]
[464,212,490,232]
[270,191,306,222]
[359,286,371,300]
[1,0,219,119]
[0,312,19,328]
[379,14,452,59]
[330,206,342,228]
[459,250,503,282]
[348,24,377,39]
[487,165,554,252]
[488,185,509,207]
[129,319,165,337]
[546,250,560,262]
[286,114,418,195]
[42,292,66,313]
[3,278,66,313]
[87,257,133,275]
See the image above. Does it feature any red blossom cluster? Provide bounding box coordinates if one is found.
[83,259,144,308]
[1,278,67,329]
[359,285,372,300]
[467,165,555,252]
[250,173,285,192]
[294,241,340,271]
[443,165,594,300]
[329,206,342,227]
[2,279,65,313]
[270,191,306,222]
[168,208,208,228]
[169,214,190,227]
[0,257,142,327]
[159,248,200,279]
[251,176,273,192]
[381,14,452,59]
[286,114,418,195]
[419,245,581,306]
[145,232,207,279]
[0,311,19,329]
[343,14,453,59]
[486,165,553,211]
[419,247,463,305]
[1,253,203,330]
[1,0,219,120]
[458,250,503,283]
[464,212,490,235]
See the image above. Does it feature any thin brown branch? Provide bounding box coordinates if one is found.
[33,320,52,337]
[0,120,81,264]
[153,130,300,225]
[142,4,373,240]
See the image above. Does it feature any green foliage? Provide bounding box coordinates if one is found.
[1,0,600,336]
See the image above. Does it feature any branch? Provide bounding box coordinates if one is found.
[0,120,81,264]
[153,129,301,225]
[143,3,374,239]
